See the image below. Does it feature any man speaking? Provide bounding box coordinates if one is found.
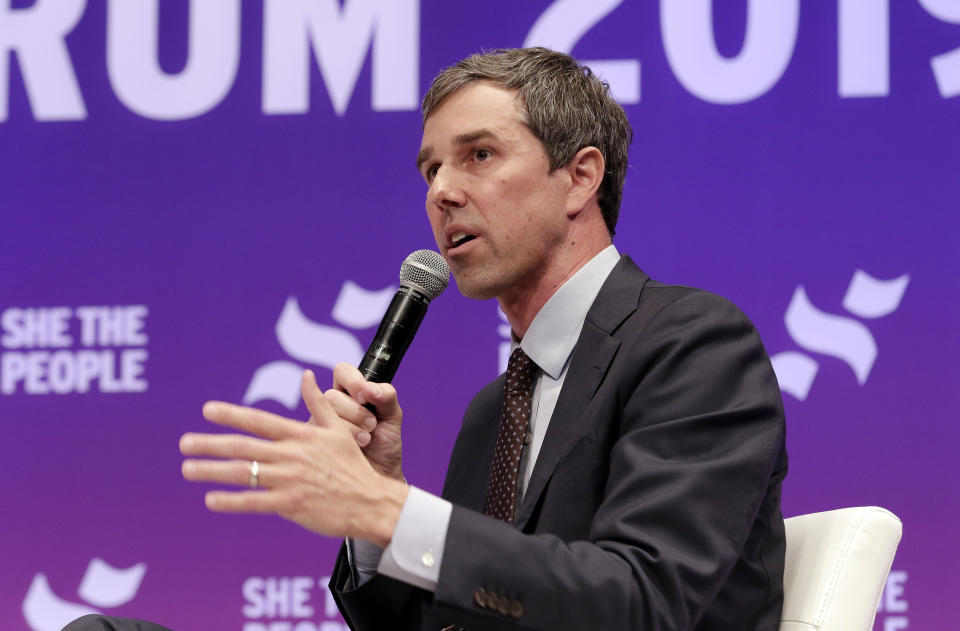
[67,48,787,631]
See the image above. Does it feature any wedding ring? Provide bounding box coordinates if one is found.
[249,460,260,488]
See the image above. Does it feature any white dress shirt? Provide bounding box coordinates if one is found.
[350,245,621,591]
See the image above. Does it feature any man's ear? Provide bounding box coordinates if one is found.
[565,146,605,218]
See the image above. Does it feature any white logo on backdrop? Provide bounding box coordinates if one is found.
[4,0,956,123]
[771,269,909,401]
[243,282,396,409]
[22,558,146,631]
[497,307,512,374]
[876,570,910,630]
[242,575,348,630]
[0,305,149,396]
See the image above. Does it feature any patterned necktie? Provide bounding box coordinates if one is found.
[484,347,537,523]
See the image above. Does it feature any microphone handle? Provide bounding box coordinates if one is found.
[358,286,430,384]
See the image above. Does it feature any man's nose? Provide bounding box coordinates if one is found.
[428,167,467,210]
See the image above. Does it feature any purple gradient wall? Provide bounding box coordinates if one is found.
[1,1,956,629]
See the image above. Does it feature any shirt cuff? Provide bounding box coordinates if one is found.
[377,485,452,592]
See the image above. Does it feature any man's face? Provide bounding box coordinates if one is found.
[417,82,570,302]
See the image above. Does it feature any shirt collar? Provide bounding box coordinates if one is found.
[515,245,620,380]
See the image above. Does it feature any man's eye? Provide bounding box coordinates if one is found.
[473,149,490,162]
[426,164,439,180]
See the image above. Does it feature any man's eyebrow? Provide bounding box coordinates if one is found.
[416,147,432,171]
[454,129,496,146]
[416,129,498,171]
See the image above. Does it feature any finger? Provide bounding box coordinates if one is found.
[332,363,401,419]
[305,412,371,447]
[308,411,372,447]
[204,489,289,514]
[179,432,288,462]
[356,430,372,447]
[323,388,378,432]
[331,363,368,401]
[182,458,269,488]
[301,369,339,429]
[360,381,401,420]
[313,391,373,447]
[201,401,304,440]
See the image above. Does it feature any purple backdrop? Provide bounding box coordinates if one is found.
[2,1,957,629]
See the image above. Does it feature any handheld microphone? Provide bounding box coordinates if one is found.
[358,250,450,383]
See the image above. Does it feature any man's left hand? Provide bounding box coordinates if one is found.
[180,369,409,547]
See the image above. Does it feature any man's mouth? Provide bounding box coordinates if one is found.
[450,231,477,249]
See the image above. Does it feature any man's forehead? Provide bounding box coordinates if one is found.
[416,84,528,167]
[423,83,524,132]
[429,80,523,117]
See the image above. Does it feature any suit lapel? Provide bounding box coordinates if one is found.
[514,257,648,530]
[441,376,504,512]
[514,323,620,528]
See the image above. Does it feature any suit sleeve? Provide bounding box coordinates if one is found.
[330,541,430,630]
[430,290,787,630]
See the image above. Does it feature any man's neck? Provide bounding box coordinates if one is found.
[498,240,611,340]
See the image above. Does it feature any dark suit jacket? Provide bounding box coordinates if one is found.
[332,257,788,631]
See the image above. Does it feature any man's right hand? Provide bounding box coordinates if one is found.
[318,363,405,481]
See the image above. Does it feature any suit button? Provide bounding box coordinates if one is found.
[509,599,524,618]
[473,587,488,608]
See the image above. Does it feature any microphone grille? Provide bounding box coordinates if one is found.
[400,250,450,300]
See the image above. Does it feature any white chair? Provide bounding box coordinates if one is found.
[780,506,902,631]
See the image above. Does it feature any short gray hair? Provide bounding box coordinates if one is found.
[422,47,633,235]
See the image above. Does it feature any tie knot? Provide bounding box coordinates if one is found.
[505,347,536,393]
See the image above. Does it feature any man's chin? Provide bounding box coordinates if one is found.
[452,273,502,301]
